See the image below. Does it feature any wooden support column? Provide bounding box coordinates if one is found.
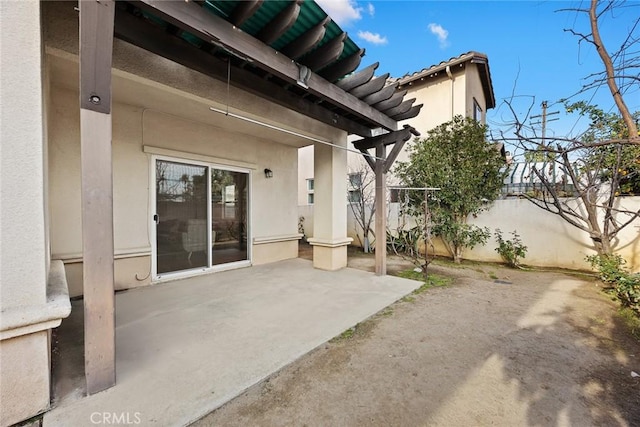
[355,126,420,277]
[79,0,116,395]
[374,144,387,276]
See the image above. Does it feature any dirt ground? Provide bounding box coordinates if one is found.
[193,246,640,427]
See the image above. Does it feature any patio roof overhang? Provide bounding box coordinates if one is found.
[77,0,423,395]
[113,0,422,138]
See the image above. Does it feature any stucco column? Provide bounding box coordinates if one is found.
[308,136,352,270]
[0,2,70,425]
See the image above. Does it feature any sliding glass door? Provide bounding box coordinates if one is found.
[211,169,248,265]
[154,158,249,278]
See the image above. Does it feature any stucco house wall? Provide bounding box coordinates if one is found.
[1,2,69,425]
[42,1,346,296]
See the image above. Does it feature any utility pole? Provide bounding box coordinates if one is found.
[531,101,559,146]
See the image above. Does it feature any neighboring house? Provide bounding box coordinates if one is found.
[298,52,496,239]
[0,1,418,425]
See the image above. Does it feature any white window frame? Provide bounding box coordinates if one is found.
[307,178,315,205]
[150,154,252,282]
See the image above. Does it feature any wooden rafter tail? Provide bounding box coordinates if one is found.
[229,0,263,27]
[336,62,378,91]
[374,90,406,111]
[362,82,397,105]
[302,32,346,72]
[392,104,423,121]
[384,98,415,118]
[319,48,364,82]
[257,1,302,45]
[350,73,389,99]
[281,16,330,59]
[134,1,397,131]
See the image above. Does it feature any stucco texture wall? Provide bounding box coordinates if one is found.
[303,197,640,272]
[43,1,345,295]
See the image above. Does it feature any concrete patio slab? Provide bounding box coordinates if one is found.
[44,258,420,427]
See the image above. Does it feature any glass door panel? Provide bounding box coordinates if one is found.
[211,169,248,265]
[155,160,208,274]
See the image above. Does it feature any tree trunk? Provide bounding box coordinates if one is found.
[589,0,639,142]
[453,245,463,264]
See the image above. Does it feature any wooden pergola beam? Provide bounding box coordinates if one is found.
[79,0,116,395]
[114,9,372,136]
[353,126,413,150]
[134,0,398,131]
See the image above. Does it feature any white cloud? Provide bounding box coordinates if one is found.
[428,23,450,49]
[367,3,375,16]
[316,0,363,26]
[357,30,388,45]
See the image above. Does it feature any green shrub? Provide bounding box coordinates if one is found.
[587,253,640,316]
[494,229,528,268]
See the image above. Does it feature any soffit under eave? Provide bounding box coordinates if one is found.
[119,1,422,136]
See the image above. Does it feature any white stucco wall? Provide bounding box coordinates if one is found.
[43,1,347,294]
[304,197,640,272]
[47,63,309,294]
[0,0,47,309]
[465,64,487,122]
[0,2,54,425]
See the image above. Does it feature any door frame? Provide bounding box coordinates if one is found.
[150,154,252,282]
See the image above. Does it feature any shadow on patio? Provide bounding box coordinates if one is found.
[46,258,420,426]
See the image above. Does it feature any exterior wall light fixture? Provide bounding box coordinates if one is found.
[264,168,273,178]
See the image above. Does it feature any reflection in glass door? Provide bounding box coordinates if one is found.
[155,160,208,274]
[211,170,248,265]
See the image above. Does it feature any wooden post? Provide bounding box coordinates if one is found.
[374,144,387,276]
[79,0,116,394]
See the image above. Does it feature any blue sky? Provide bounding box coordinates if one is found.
[316,0,639,151]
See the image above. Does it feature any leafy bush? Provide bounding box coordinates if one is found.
[587,254,640,316]
[494,229,528,268]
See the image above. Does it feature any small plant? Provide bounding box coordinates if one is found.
[495,229,528,268]
[587,253,640,317]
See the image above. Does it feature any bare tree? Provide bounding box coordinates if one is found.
[495,1,640,255]
[347,157,376,253]
[563,0,639,142]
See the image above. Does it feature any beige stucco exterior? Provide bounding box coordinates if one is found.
[41,0,350,297]
[1,1,357,424]
[0,2,70,425]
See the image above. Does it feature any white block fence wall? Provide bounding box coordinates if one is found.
[299,197,640,272]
